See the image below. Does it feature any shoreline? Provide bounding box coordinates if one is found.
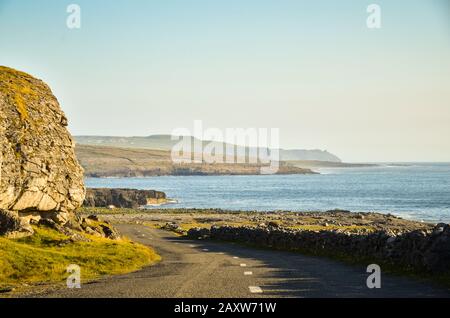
[78,207,436,232]
[137,206,446,224]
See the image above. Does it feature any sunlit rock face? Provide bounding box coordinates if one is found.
[0,66,85,235]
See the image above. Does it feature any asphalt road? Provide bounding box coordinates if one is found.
[37,224,450,298]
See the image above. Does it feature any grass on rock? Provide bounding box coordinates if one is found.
[0,66,40,121]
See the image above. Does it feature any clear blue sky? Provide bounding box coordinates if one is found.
[0,0,449,162]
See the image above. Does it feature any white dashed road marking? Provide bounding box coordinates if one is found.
[249,286,263,294]
[244,271,253,276]
[240,264,247,267]
[203,249,209,252]
[233,256,239,259]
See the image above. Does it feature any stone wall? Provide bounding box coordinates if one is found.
[188,223,450,273]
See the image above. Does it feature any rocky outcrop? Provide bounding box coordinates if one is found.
[188,223,450,274]
[38,214,120,241]
[0,66,85,237]
[0,209,33,238]
[83,188,167,209]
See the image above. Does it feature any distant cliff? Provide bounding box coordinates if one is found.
[75,144,316,177]
[75,135,342,163]
[279,149,341,162]
[84,188,167,209]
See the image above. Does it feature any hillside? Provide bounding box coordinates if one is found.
[76,144,316,177]
[75,135,342,163]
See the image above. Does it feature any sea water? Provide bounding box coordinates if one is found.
[85,163,450,223]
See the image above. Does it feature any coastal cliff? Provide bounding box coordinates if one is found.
[76,144,315,177]
[0,66,85,237]
[84,188,167,209]
[0,67,120,240]
[75,135,342,162]
[0,67,161,293]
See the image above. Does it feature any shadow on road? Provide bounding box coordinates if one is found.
[166,235,450,298]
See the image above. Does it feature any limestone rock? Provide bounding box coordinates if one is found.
[83,188,166,209]
[79,216,121,239]
[0,209,34,238]
[0,66,85,219]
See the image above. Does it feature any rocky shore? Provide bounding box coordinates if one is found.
[83,188,167,209]
[85,208,433,233]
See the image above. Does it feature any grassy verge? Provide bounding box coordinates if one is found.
[0,226,161,293]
